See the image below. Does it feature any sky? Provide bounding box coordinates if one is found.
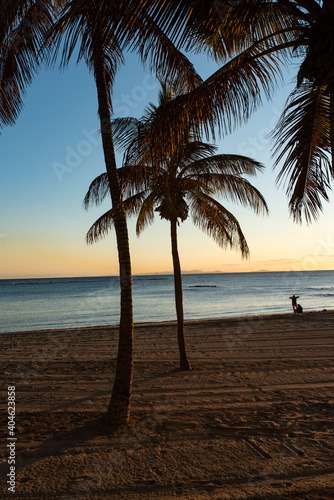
[1,49,334,279]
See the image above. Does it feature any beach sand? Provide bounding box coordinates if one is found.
[1,310,334,499]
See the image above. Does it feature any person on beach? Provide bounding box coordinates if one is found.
[289,294,299,313]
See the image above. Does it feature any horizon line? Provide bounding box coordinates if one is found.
[1,269,333,280]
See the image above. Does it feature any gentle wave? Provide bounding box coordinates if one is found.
[187,285,217,289]
[0,281,55,286]
[306,286,334,291]
[133,277,169,281]
[0,278,114,286]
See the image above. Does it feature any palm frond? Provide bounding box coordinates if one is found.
[188,191,250,259]
[273,81,332,223]
[84,167,151,210]
[120,164,155,198]
[180,153,264,177]
[50,0,202,99]
[194,173,269,215]
[86,208,114,244]
[186,0,298,61]
[135,191,158,235]
[112,117,142,152]
[0,0,53,129]
[85,190,147,244]
[174,141,218,169]
[147,42,284,147]
[125,5,203,93]
[83,173,109,209]
[123,191,149,217]
[44,0,124,103]
[293,0,322,18]
[97,0,202,93]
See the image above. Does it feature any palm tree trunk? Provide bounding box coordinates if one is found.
[93,51,133,426]
[170,218,191,370]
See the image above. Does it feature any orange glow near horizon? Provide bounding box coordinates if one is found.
[2,234,334,279]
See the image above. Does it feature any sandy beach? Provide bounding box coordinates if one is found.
[1,310,334,499]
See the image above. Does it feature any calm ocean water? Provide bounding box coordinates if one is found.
[1,271,334,333]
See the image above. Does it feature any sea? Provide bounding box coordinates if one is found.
[1,271,334,333]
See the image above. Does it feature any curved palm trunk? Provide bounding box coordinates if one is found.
[170,219,191,370]
[94,52,133,426]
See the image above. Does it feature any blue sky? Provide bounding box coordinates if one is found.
[1,50,334,279]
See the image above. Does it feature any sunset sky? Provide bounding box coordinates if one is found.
[1,51,334,279]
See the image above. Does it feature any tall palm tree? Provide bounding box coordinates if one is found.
[0,0,203,425]
[84,84,269,371]
[44,0,202,425]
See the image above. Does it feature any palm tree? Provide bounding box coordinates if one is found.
[0,0,55,132]
[133,1,293,151]
[43,0,202,425]
[132,0,333,223]
[270,0,334,223]
[1,0,204,426]
[0,0,295,425]
[184,0,334,223]
[84,84,269,371]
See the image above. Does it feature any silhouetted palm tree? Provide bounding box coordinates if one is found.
[84,84,269,371]
[271,0,334,223]
[189,0,334,223]
[0,0,55,131]
[0,0,290,425]
[44,0,202,425]
[1,0,206,426]
[136,1,292,162]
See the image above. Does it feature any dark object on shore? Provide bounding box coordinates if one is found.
[289,294,300,313]
[296,304,303,314]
